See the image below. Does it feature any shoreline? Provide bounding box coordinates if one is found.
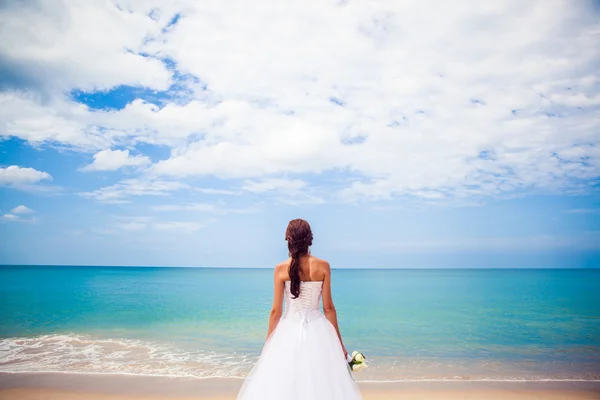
[1,372,599,400]
[1,370,600,383]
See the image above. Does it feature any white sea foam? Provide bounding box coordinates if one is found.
[0,334,257,378]
[1,334,599,382]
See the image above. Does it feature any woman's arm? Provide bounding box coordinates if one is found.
[266,265,285,341]
[321,262,347,358]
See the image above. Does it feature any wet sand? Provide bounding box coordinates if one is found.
[1,372,599,399]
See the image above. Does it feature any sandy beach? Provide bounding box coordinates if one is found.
[1,373,599,400]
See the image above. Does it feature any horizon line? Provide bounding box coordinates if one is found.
[0,264,598,270]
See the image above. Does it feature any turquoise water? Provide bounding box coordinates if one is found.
[1,266,599,381]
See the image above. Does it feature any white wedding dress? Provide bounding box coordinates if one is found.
[237,281,363,400]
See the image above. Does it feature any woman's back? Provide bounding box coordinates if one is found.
[236,219,363,400]
[282,280,323,322]
[277,254,328,283]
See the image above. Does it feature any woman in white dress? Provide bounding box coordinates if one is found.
[237,219,363,400]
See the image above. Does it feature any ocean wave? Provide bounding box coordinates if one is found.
[1,334,599,382]
[0,334,257,378]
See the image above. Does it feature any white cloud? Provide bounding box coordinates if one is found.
[116,222,147,231]
[0,92,108,149]
[152,202,258,214]
[0,166,52,186]
[196,188,239,196]
[242,178,308,193]
[1,212,36,223]
[83,149,150,172]
[11,205,34,214]
[153,221,203,232]
[114,216,204,233]
[0,0,173,93]
[145,0,600,201]
[1,1,600,202]
[242,178,325,205]
[348,232,600,252]
[81,178,188,203]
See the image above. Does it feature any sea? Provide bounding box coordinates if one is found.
[0,266,599,382]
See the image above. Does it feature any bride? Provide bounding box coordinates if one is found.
[237,219,363,399]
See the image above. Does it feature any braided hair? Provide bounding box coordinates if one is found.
[285,219,313,298]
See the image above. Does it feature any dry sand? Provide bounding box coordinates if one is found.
[1,372,599,399]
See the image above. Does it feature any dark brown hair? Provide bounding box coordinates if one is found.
[285,219,313,298]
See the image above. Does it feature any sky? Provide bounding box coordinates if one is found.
[0,0,599,268]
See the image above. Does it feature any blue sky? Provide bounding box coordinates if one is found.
[0,0,599,268]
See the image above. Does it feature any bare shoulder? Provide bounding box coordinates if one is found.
[309,256,331,277]
[310,255,330,268]
[274,260,290,281]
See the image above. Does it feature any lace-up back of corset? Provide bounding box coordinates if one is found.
[283,281,323,321]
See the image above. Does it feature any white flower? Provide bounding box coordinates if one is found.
[354,353,364,362]
[351,351,358,358]
[352,362,366,371]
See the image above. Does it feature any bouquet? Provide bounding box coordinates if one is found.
[347,351,367,372]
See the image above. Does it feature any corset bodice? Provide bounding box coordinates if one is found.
[282,280,323,322]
